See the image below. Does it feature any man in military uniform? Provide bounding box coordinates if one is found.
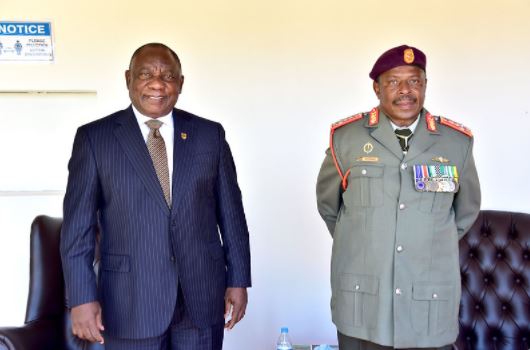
[316,45,481,349]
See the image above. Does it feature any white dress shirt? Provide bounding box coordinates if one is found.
[132,105,174,197]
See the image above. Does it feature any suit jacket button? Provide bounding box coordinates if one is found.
[170,256,176,262]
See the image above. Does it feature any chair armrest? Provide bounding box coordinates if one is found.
[0,318,60,350]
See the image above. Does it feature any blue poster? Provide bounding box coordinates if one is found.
[0,21,54,61]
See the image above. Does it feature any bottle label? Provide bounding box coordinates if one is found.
[277,346,292,350]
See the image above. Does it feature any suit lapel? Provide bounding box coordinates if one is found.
[405,110,439,162]
[113,106,170,216]
[171,109,196,211]
[369,111,403,160]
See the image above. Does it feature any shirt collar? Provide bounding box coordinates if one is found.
[389,114,420,134]
[131,105,173,126]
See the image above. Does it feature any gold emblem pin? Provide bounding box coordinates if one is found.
[363,142,374,154]
[404,48,415,64]
[432,156,449,163]
[181,132,188,140]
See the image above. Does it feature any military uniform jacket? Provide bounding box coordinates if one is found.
[316,108,481,348]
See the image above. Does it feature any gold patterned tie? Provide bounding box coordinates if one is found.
[145,119,171,207]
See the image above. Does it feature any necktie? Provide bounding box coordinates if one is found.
[145,119,171,206]
[395,128,413,152]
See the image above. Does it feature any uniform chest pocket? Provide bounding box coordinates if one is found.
[343,164,384,208]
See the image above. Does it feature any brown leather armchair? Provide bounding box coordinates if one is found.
[456,210,530,350]
[0,215,102,350]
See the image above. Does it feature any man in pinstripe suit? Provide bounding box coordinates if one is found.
[60,43,251,350]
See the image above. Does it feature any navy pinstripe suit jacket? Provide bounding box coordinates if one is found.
[60,106,251,339]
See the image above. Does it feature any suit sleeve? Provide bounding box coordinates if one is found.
[60,127,100,308]
[453,137,481,239]
[215,125,251,288]
[316,147,343,236]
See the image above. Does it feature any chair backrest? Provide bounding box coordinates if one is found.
[25,215,64,323]
[25,215,103,350]
[457,210,530,349]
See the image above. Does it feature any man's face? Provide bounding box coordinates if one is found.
[373,65,427,127]
[125,46,184,118]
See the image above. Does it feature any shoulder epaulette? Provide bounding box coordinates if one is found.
[331,113,364,131]
[329,111,368,190]
[438,116,473,137]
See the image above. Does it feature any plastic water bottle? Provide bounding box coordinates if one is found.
[276,327,293,350]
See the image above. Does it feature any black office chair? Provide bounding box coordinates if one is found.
[0,215,103,350]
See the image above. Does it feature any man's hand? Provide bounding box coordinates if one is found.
[70,301,105,344]
[224,287,248,330]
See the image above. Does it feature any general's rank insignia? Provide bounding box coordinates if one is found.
[439,117,473,137]
[331,113,363,130]
[413,164,459,193]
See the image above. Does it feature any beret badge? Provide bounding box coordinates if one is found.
[403,48,415,64]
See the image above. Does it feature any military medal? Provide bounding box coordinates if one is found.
[413,164,459,193]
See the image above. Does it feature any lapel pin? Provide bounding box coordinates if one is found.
[181,132,187,140]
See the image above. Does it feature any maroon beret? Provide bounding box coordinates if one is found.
[369,45,426,80]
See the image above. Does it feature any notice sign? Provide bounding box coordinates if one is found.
[0,21,54,61]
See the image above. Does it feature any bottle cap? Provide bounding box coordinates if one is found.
[281,327,288,333]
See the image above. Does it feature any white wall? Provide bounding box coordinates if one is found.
[1,0,529,349]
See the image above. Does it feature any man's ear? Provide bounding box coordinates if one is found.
[125,70,131,90]
[178,75,185,94]
[373,80,381,99]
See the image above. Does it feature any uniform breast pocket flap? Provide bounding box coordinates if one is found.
[340,274,379,295]
[412,284,452,301]
[344,164,385,208]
